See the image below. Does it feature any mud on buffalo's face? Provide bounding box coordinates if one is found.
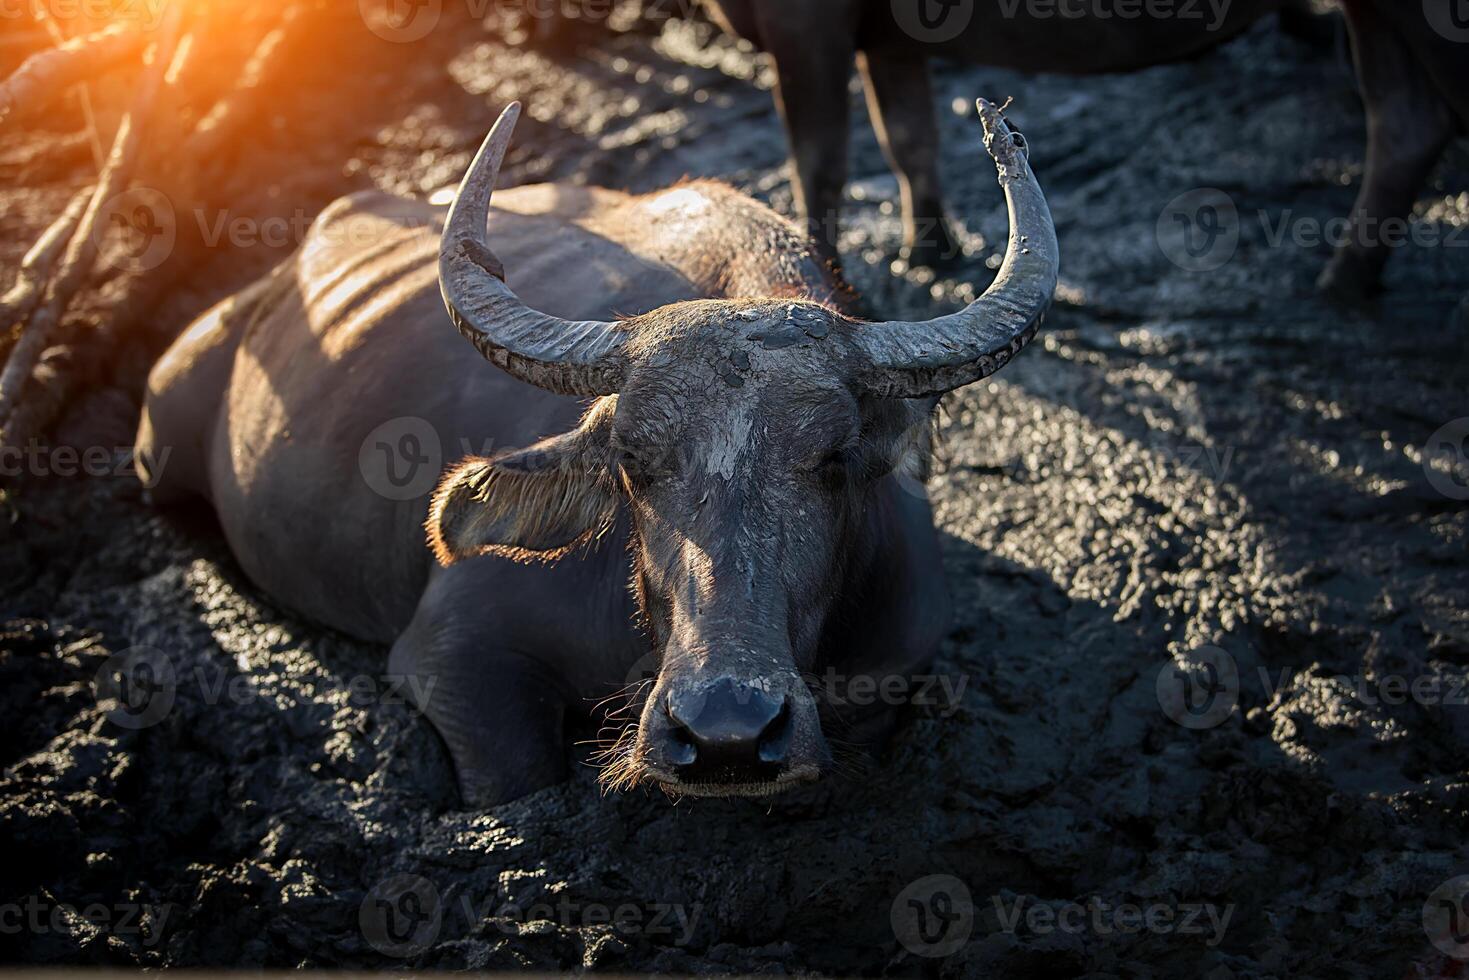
[429,300,935,796]
[425,99,1058,798]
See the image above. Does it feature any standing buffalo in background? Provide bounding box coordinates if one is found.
[135,99,1058,806]
[705,0,1467,301]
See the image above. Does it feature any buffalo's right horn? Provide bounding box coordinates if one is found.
[854,99,1059,399]
[439,102,629,397]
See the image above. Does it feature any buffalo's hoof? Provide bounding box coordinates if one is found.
[1316,253,1379,312]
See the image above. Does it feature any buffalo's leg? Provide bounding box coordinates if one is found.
[858,50,962,270]
[389,588,568,807]
[757,10,856,268]
[1319,3,1456,304]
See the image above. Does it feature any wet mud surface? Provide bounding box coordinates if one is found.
[3,8,1468,975]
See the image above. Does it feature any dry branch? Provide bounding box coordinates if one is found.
[0,187,92,360]
[0,25,146,127]
[184,3,313,165]
[0,5,185,447]
[4,6,328,453]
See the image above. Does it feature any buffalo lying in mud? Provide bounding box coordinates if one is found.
[135,99,1058,806]
[706,0,1468,302]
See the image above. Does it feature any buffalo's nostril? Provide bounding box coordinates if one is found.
[664,678,790,782]
[757,701,792,765]
[662,702,698,767]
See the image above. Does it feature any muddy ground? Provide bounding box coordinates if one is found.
[2,5,1468,976]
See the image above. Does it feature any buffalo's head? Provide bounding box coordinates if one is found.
[426,101,1057,798]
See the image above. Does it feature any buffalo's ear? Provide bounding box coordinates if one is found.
[428,413,614,565]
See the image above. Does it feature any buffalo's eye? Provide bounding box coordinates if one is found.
[616,448,645,484]
[615,444,672,487]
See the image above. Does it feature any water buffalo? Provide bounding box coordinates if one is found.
[135,99,1058,806]
[704,0,1468,301]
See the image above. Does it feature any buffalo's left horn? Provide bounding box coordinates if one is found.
[439,102,629,396]
[855,99,1059,399]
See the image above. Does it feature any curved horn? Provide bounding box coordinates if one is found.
[854,99,1059,399]
[439,102,628,396]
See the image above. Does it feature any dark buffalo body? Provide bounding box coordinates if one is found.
[705,0,1469,302]
[137,103,1057,806]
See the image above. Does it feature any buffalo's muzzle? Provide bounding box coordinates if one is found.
[637,675,825,796]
